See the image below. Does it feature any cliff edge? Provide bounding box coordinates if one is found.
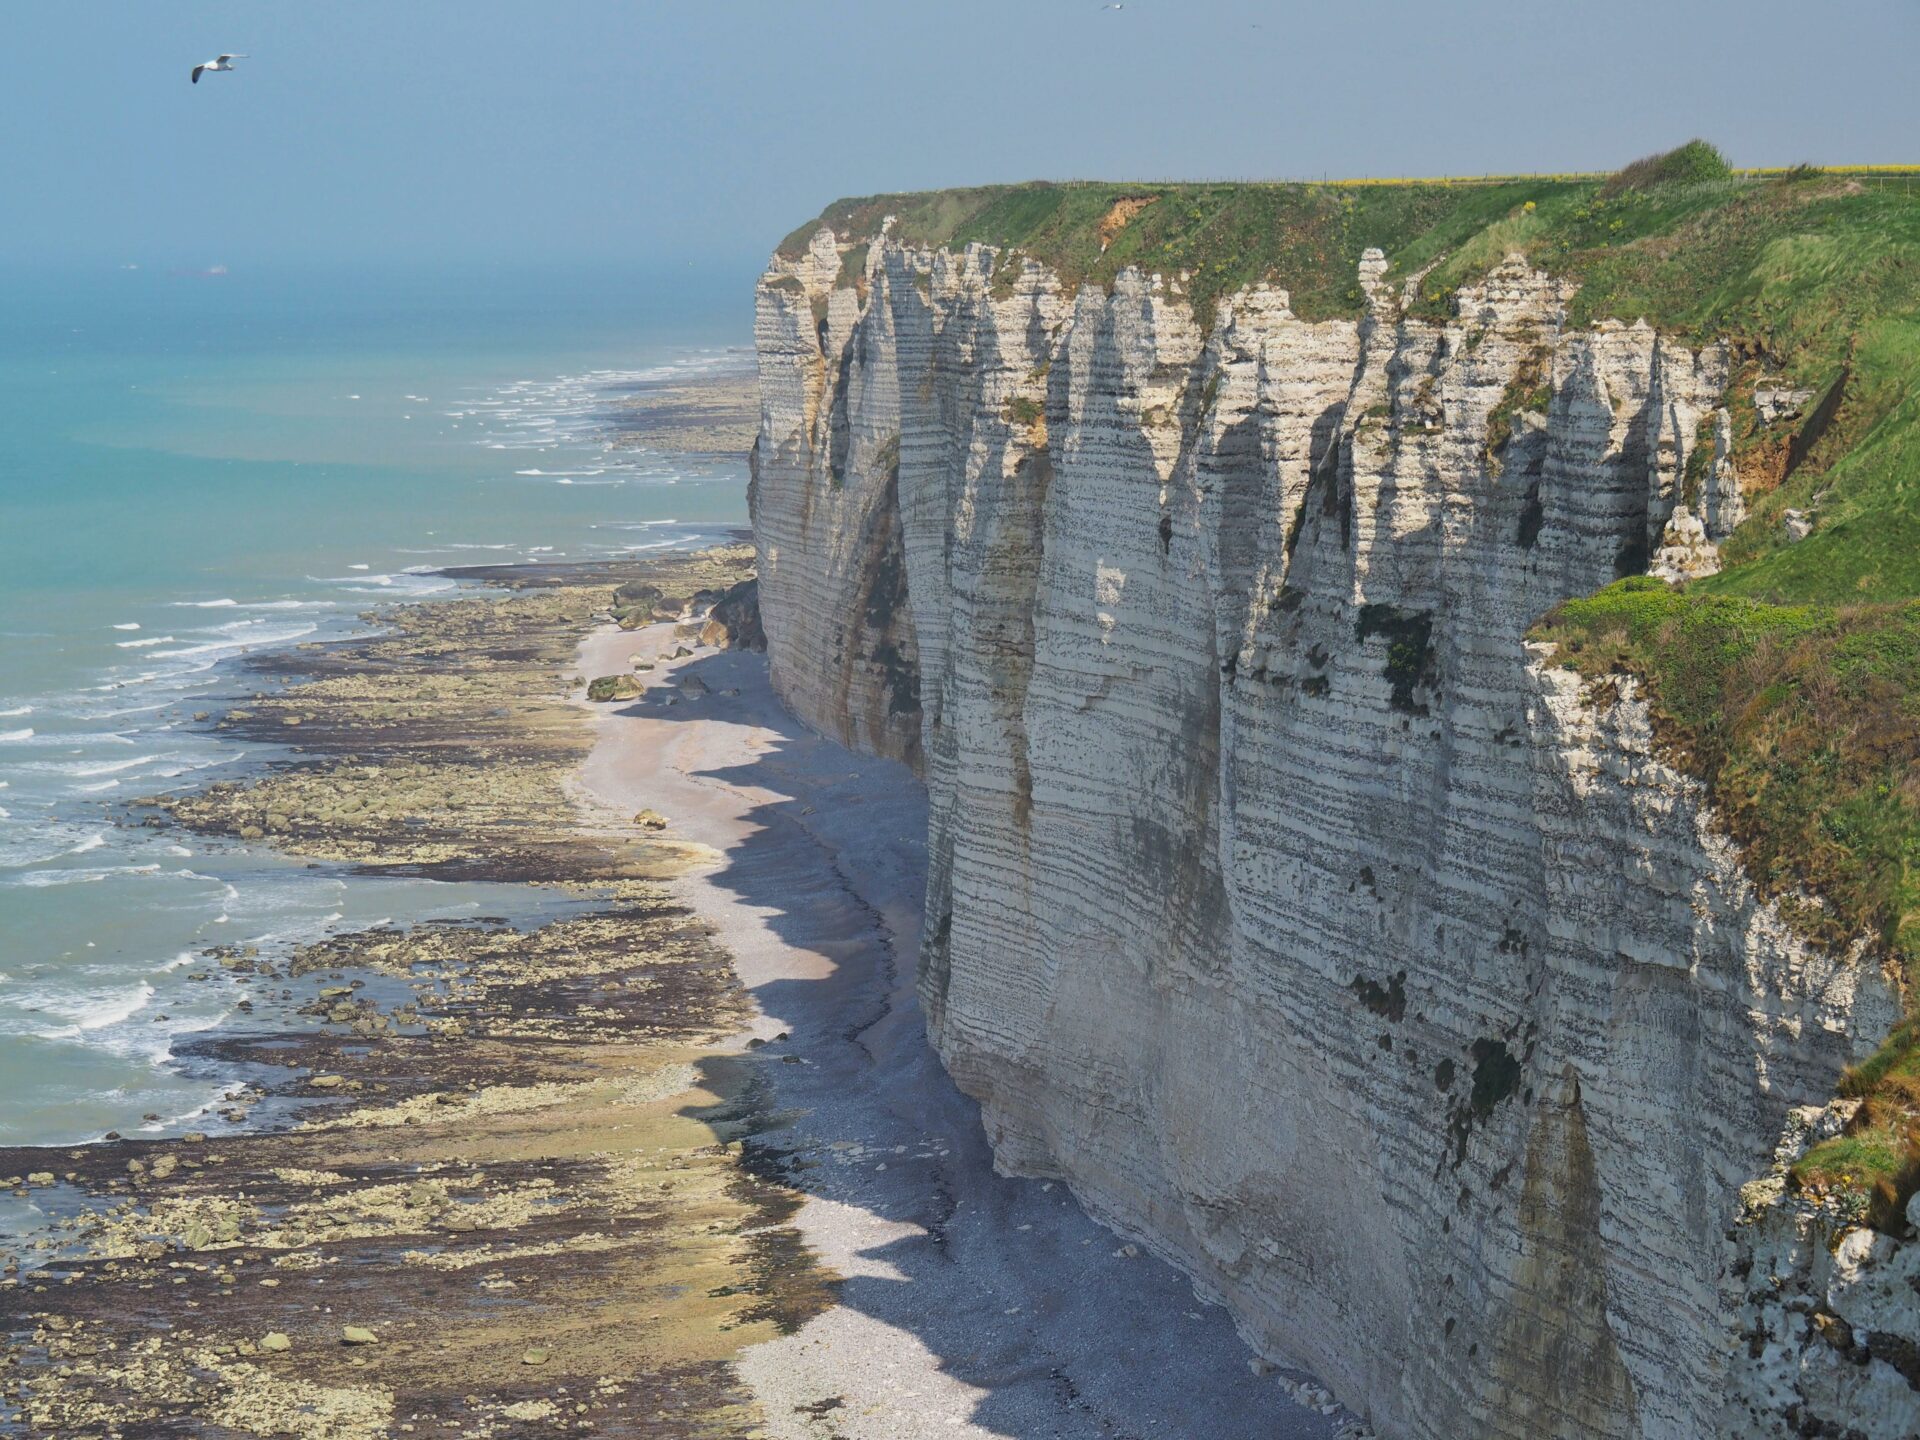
[750,153,1920,1438]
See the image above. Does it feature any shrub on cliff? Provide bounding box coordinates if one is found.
[1602,139,1732,196]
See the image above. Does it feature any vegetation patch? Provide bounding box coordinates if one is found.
[1484,345,1552,476]
[1002,395,1047,448]
[1351,970,1408,1023]
[1538,581,1920,1219]
[1445,1037,1527,1165]
[835,241,871,298]
[1537,584,1920,989]
[1601,139,1733,197]
[1356,603,1439,714]
[1793,1015,1920,1227]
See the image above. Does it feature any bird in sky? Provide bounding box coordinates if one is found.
[191,54,248,85]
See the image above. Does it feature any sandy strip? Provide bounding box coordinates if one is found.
[572,623,1347,1438]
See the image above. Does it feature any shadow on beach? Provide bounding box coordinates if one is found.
[618,646,1337,1440]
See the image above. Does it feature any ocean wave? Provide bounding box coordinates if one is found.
[172,598,238,609]
[69,835,107,855]
[0,728,34,742]
[148,623,317,660]
[0,705,32,717]
[0,831,93,870]
[111,623,141,632]
[74,755,166,776]
[32,982,158,1041]
[2,733,139,756]
[116,635,176,649]
[12,864,161,889]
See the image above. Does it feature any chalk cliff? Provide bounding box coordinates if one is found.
[750,219,1916,1438]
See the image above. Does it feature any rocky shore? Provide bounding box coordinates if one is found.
[0,545,841,1438]
[604,372,760,458]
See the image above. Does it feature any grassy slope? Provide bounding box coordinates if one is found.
[785,151,1920,1223]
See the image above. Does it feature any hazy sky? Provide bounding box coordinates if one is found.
[9,1,1916,273]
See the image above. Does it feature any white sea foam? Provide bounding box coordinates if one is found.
[13,865,155,889]
[69,835,107,855]
[0,728,34,743]
[0,705,32,717]
[112,623,141,632]
[34,982,157,1039]
[173,598,238,609]
[56,755,165,778]
[116,635,176,649]
[149,622,317,660]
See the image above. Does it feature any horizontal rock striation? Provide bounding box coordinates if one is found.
[751,223,1910,1439]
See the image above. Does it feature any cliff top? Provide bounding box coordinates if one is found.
[780,144,1920,333]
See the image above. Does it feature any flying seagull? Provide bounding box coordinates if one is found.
[191,54,247,84]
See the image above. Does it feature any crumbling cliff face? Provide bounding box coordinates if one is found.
[751,222,1913,1439]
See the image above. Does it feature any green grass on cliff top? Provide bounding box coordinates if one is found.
[789,145,1920,1220]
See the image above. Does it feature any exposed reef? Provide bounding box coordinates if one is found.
[0,549,841,1439]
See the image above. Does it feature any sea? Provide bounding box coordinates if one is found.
[0,260,751,1153]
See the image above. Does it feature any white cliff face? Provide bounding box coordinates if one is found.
[752,228,1913,1439]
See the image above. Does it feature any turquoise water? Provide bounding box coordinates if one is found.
[0,261,751,1145]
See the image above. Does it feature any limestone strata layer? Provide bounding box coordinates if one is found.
[751,225,1913,1439]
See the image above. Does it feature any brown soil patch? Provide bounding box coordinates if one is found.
[1097,195,1158,251]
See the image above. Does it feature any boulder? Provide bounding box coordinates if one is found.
[586,674,644,703]
[698,577,765,651]
[610,580,664,629]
